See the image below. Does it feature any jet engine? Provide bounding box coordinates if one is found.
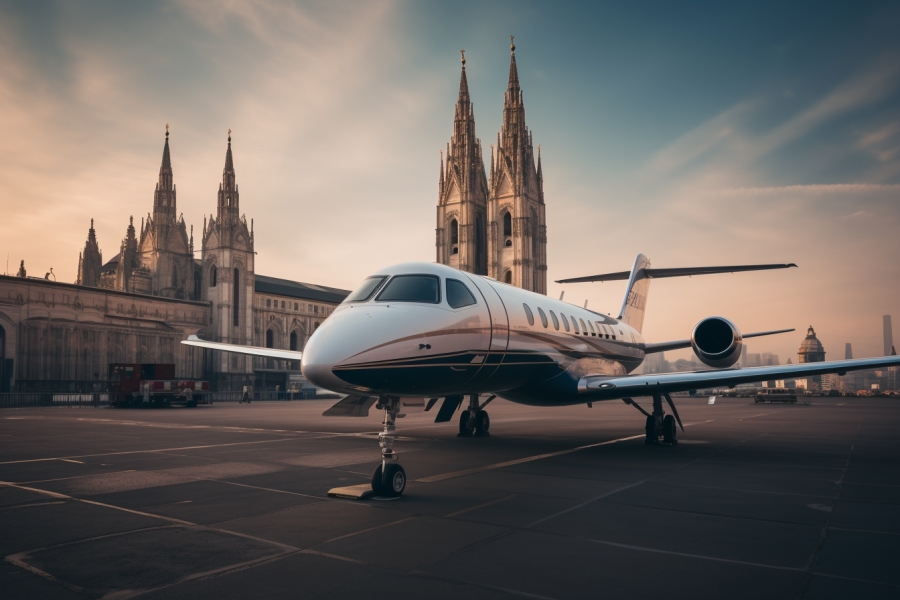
[691,317,743,368]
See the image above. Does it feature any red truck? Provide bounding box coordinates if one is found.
[108,363,210,408]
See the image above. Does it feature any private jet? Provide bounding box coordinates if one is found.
[183,255,900,497]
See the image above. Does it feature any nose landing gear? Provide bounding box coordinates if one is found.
[371,397,406,497]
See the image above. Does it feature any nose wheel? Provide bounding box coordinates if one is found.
[372,397,406,497]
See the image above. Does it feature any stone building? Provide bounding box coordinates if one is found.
[436,39,547,293]
[0,129,348,393]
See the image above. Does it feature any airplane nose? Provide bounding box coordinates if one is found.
[301,308,375,393]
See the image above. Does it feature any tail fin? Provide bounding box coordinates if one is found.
[618,254,651,333]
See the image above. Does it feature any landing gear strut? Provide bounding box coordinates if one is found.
[371,396,406,497]
[458,394,493,437]
[624,393,683,446]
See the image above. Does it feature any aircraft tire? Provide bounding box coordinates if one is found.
[371,463,406,497]
[663,415,678,445]
[458,411,475,437]
[474,410,490,436]
[644,416,657,445]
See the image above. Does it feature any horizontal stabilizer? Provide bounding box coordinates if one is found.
[322,395,376,417]
[644,328,795,354]
[556,263,797,284]
[181,335,302,361]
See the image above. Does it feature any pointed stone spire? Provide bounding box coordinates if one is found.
[458,50,470,101]
[153,125,176,220]
[217,129,239,222]
[77,218,102,287]
[507,35,520,95]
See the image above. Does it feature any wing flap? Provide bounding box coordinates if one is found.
[580,355,900,399]
[181,335,302,361]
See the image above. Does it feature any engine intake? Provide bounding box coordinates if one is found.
[691,317,742,368]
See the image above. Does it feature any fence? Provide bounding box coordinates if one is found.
[0,393,110,408]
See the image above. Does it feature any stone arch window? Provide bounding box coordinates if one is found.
[531,209,539,256]
[233,268,240,327]
[209,265,217,287]
[266,329,275,348]
[172,264,179,289]
[503,211,512,237]
[0,324,5,360]
[290,331,300,351]
[450,219,459,244]
[504,270,512,284]
[475,212,486,272]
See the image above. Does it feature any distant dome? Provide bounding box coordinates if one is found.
[798,326,826,363]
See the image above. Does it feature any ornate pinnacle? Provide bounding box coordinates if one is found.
[510,35,515,52]
[460,49,465,65]
[165,123,169,137]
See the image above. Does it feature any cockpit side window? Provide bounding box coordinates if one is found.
[376,275,441,304]
[344,276,387,303]
[523,303,534,326]
[446,279,477,308]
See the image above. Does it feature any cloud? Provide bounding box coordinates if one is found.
[720,183,900,196]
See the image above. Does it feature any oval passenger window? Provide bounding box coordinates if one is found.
[523,303,534,326]
[572,317,580,334]
[549,310,560,330]
[537,307,548,328]
[580,319,587,333]
[446,279,477,308]
[588,321,596,336]
[560,314,570,332]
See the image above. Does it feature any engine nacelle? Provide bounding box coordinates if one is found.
[691,317,743,368]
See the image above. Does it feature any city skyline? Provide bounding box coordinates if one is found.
[1,1,898,362]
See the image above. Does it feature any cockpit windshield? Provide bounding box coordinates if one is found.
[375,275,441,304]
[344,276,387,303]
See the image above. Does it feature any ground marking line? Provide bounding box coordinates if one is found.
[1,500,65,510]
[317,516,418,545]
[526,481,647,528]
[415,419,715,484]
[585,538,805,572]
[15,470,138,486]
[809,571,900,589]
[444,494,517,518]
[4,554,86,594]
[830,526,900,536]
[59,459,83,464]
[0,437,301,465]
[414,434,644,483]
[199,478,327,500]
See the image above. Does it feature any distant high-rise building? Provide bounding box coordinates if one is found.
[799,326,826,390]
[740,345,748,367]
[884,315,894,356]
[845,343,853,360]
[761,352,780,366]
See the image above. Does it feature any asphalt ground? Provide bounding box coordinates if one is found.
[1,396,898,600]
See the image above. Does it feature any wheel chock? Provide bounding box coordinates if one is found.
[327,484,375,500]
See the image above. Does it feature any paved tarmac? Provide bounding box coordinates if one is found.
[1,396,898,599]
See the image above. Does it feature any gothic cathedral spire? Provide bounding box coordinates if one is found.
[217,129,239,224]
[436,50,489,275]
[154,125,176,220]
[488,36,547,293]
[76,218,102,287]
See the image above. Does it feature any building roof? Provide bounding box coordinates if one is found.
[799,326,825,354]
[255,274,350,304]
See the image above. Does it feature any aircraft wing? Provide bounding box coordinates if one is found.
[556,263,797,284]
[643,328,795,354]
[181,335,302,361]
[579,355,900,399]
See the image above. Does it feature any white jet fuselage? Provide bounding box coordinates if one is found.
[301,262,644,405]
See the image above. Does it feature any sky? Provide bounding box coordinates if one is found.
[1,0,898,362]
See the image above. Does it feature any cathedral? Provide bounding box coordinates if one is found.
[436,38,547,294]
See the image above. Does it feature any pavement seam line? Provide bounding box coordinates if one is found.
[444,494,518,518]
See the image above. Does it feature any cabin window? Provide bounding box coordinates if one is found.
[450,219,459,244]
[376,275,441,304]
[446,279,477,308]
[580,319,587,334]
[537,307,548,328]
[549,310,559,330]
[523,303,534,326]
[503,211,512,236]
[209,265,217,287]
[265,329,274,348]
[588,321,596,336]
[560,313,570,332]
[572,317,580,334]
[345,276,387,302]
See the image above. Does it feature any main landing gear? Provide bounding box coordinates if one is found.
[458,394,494,437]
[623,393,684,445]
[371,396,406,497]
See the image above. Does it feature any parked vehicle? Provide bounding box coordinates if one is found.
[754,388,803,404]
[108,363,209,408]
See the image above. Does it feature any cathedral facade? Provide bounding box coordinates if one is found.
[0,129,348,393]
[436,39,547,294]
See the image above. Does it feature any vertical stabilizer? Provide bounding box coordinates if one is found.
[618,254,651,333]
